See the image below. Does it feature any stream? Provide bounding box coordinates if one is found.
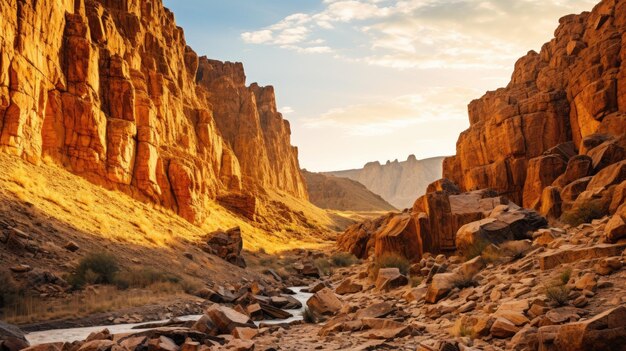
[25,287,312,345]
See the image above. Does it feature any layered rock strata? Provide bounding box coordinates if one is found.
[443,0,626,209]
[0,0,307,224]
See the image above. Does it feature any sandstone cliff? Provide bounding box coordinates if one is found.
[327,155,445,209]
[0,0,307,224]
[443,0,626,209]
[303,170,396,212]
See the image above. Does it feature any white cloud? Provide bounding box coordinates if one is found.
[302,87,481,136]
[241,0,597,66]
[280,106,295,114]
[240,30,273,44]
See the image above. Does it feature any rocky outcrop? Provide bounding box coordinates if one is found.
[302,170,396,212]
[202,227,246,268]
[338,183,546,261]
[0,0,307,225]
[327,155,445,209]
[443,0,626,210]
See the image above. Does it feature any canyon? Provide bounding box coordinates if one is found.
[1,0,626,350]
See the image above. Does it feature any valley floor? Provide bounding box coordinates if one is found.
[0,153,345,326]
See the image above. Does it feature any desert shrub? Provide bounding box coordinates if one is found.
[560,201,606,226]
[544,284,570,306]
[179,278,203,295]
[114,268,181,290]
[314,258,332,276]
[69,252,119,288]
[559,268,572,285]
[0,270,19,308]
[302,307,316,324]
[370,253,410,279]
[330,252,358,267]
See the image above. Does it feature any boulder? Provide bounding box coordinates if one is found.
[605,204,626,243]
[258,303,292,320]
[360,318,411,339]
[523,155,567,209]
[538,243,626,270]
[354,302,395,320]
[205,305,255,334]
[20,344,64,351]
[539,186,562,219]
[374,213,421,261]
[425,273,459,304]
[560,176,592,207]
[587,138,626,172]
[491,318,520,338]
[586,160,626,191]
[375,268,408,291]
[335,279,363,295]
[456,206,546,253]
[609,181,626,214]
[0,322,29,351]
[553,306,626,351]
[246,304,264,321]
[76,340,116,351]
[552,155,592,188]
[205,227,245,268]
[306,288,343,320]
[294,262,320,278]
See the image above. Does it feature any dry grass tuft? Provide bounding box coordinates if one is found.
[3,285,187,324]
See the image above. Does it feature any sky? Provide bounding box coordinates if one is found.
[162,0,597,172]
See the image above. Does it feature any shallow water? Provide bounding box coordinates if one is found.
[25,287,312,345]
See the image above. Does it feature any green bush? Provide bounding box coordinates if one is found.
[69,252,119,288]
[370,253,410,278]
[330,252,358,267]
[0,270,19,308]
[560,201,606,226]
[559,268,572,285]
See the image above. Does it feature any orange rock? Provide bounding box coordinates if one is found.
[444,2,626,207]
[0,0,308,224]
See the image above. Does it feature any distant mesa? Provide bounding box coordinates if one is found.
[326,156,447,209]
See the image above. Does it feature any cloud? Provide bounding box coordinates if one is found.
[301,87,481,136]
[241,0,597,67]
[280,106,295,114]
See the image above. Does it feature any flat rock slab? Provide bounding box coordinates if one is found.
[537,243,626,270]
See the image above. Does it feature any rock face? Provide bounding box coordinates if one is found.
[203,227,246,268]
[443,0,626,210]
[337,184,546,260]
[302,170,397,212]
[0,0,307,225]
[327,155,445,209]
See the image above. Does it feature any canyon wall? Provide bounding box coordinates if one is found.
[0,0,307,224]
[327,155,445,209]
[443,0,626,208]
